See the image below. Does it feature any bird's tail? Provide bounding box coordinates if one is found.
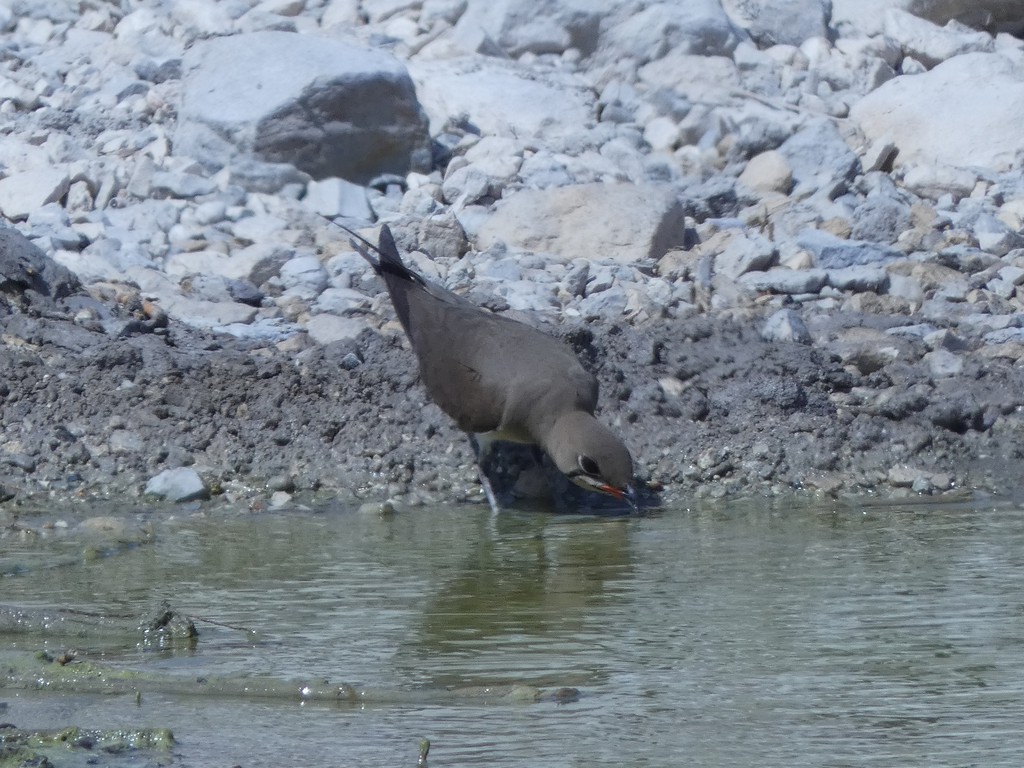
[332,222,423,286]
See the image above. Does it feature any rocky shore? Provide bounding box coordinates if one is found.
[3,0,1024,511]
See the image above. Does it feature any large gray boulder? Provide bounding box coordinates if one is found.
[174,31,431,184]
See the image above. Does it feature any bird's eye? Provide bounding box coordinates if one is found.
[577,455,601,476]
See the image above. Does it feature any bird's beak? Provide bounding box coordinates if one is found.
[597,483,639,513]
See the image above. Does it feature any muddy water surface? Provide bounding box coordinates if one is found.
[2,496,1024,767]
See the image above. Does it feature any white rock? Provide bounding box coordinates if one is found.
[901,164,978,201]
[882,9,994,67]
[145,467,209,502]
[850,52,1024,171]
[170,0,236,36]
[721,0,828,47]
[600,0,744,62]
[410,58,597,144]
[715,232,778,279]
[304,177,373,219]
[639,53,741,103]
[644,116,680,152]
[453,0,604,58]
[833,0,1024,37]
[279,254,329,294]
[762,308,812,344]
[0,168,70,221]
[474,182,687,264]
[737,267,828,294]
[304,314,371,344]
[319,0,359,27]
[738,150,793,194]
[314,287,370,315]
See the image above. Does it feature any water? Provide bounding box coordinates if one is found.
[2,495,1024,767]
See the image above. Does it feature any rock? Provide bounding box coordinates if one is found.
[737,150,793,195]
[832,0,1024,36]
[475,182,687,264]
[303,177,373,219]
[737,267,828,294]
[279,255,329,295]
[882,9,994,68]
[600,0,744,63]
[924,349,964,377]
[304,314,371,344]
[175,31,430,184]
[144,467,209,502]
[0,169,71,221]
[777,119,859,197]
[453,0,602,58]
[0,226,82,303]
[901,164,978,200]
[639,53,741,104]
[850,196,912,243]
[762,308,812,344]
[850,52,1024,171]
[410,58,596,144]
[796,229,902,268]
[720,0,829,46]
[715,232,777,279]
[973,214,1024,256]
[826,265,890,292]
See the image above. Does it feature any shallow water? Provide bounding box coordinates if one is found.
[3,495,1024,767]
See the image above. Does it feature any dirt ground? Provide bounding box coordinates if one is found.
[3,226,1024,514]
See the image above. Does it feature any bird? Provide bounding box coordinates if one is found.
[338,222,636,512]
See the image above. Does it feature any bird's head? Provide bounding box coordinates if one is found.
[545,412,636,508]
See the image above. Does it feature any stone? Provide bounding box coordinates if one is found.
[737,150,793,195]
[850,52,1024,171]
[410,58,597,144]
[882,9,994,67]
[761,308,812,344]
[475,182,687,264]
[303,177,373,219]
[0,169,71,221]
[832,0,1024,37]
[314,287,370,315]
[279,255,329,295]
[304,314,371,344]
[797,229,902,268]
[923,349,964,377]
[453,0,603,58]
[144,467,209,502]
[902,164,979,201]
[850,196,912,243]
[175,31,430,184]
[777,119,859,197]
[737,267,828,294]
[826,265,890,292]
[600,0,744,62]
[720,0,829,47]
[715,232,777,279]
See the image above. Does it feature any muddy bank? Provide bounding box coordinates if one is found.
[3,229,1023,513]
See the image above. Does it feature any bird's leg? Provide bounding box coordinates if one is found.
[468,433,502,514]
